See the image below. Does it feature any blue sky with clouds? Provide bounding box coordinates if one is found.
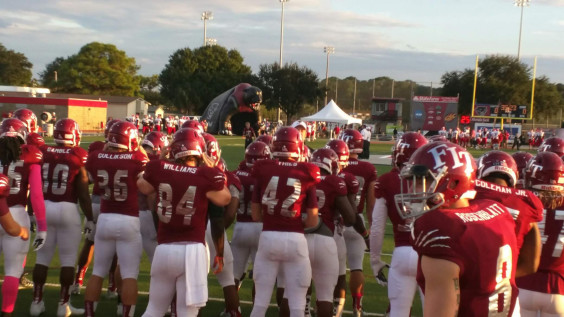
[1,0,563,85]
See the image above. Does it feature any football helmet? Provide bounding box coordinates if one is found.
[272,126,304,160]
[512,151,533,188]
[392,132,429,169]
[339,129,363,154]
[104,119,121,139]
[525,151,564,208]
[26,133,45,147]
[181,120,204,133]
[395,141,476,219]
[325,139,350,168]
[245,141,271,167]
[476,150,518,187]
[538,137,564,157]
[0,118,28,142]
[141,131,169,155]
[54,118,81,146]
[255,134,273,147]
[170,128,205,160]
[311,148,339,175]
[107,121,139,151]
[203,133,220,164]
[13,108,38,133]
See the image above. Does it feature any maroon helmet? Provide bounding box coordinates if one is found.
[272,127,304,160]
[170,128,205,160]
[392,132,429,169]
[311,148,339,175]
[181,120,204,133]
[538,137,564,157]
[13,108,38,133]
[54,118,81,146]
[107,121,139,151]
[525,152,564,192]
[0,118,28,142]
[245,141,271,167]
[255,134,273,147]
[396,142,476,219]
[202,133,220,164]
[104,119,121,139]
[325,139,350,168]
[141,131,169,155]
[512,151,533,189]
[338,129,363,154]
[476,150,519,187]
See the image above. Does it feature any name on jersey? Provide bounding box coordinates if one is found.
[97,153,134,160]
[279,162,297,167]
[455,203,506,223]
[475,179,526,196]
[46,147,71,154]
[236,170,250,177]
[163,163,197,173]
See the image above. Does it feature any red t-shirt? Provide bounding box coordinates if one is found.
[517,207,564,294]
[86,150,148,217]
[1,144,43,207]
[413,200,518,316]
[342,158,378,213]
[374,168,413,247]
[474,179,543,250]
[40,145,88,203]
[316,174,347,233]
[235,164,255,223]
[143,160,225,245]
[88,141,106,196]
[251,159,320,233]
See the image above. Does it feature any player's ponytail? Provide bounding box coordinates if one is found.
[0,137,23,165]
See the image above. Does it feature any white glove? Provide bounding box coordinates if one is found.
[33,231,47,251]
[84,221,96,242]
[372,260,390,287]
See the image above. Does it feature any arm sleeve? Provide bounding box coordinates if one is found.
[370,198,388,264]
[29,164,47,232]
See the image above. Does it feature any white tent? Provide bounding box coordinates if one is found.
[301,100,362,124]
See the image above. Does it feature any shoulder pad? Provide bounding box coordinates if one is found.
[21,144,43,164]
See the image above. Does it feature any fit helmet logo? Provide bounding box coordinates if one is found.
[427,144,474,176]
[539,144,551,152]
[528,164,543,179]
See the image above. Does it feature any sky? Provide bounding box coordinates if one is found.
[2,0,564,86]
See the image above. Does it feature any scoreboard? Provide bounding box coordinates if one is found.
[472,103,531,119]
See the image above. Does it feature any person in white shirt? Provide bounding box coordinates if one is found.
[360,125,371,159]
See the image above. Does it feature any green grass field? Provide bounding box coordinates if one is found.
[5,134,537,316]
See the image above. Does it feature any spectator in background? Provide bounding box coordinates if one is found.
[333,125,341,139]
[360,125,371,159]
[393,127,398,140]
[243,121,256,148]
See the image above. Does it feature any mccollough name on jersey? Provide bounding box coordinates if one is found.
[97,153,134,160]
[455,203,507,223]
[163,163,197,174]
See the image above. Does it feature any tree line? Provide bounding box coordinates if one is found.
[1,42,563,123]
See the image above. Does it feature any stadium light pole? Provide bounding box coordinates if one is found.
[206,38,217,47]
[277,0,289,124]
[201,11,213,47]
[514,0,530,61]
[324,46,335,105]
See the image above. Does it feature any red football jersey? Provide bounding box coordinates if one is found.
[235,164,254,223]
[316,174,347,233]
[342,158,377,213]
[338,171,360,196]
[86,150,148,217]
[516,207,564,294]
[474,179,543,250]
[0,144,43,207]
[88,141,105,153]
[374,168,413,247]
[0,174,9,217]
[413,200,518,316]
[40,145,88,203]
[143,159,225,245]
[251,160,320,233]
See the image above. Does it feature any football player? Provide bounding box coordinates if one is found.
[72,119,121,295]
[13,108,38,134]
[396,141,519,316]
[83,121,149,317]
[512,151,533,189]
[325,139,360,317]
[0,118,47,317]
[516,152,564,316]
[232,141,271,295]
[250,126,320,317]
[0,174,29,240]
[339,129,377,316]
[30,119,94,317]
[307,148,367,317]
[538,136,564,157]
[137,127,231,317]
[370,132,428,317]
